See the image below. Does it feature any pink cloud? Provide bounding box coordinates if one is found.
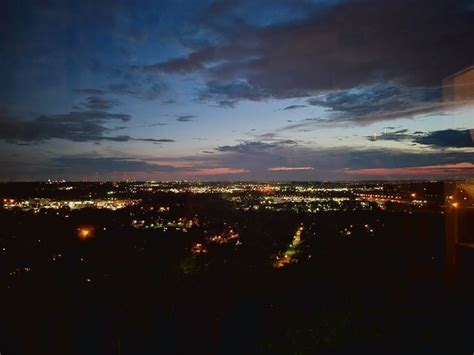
[268,166,315,171]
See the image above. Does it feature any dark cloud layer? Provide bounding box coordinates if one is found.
[212,139,474,178]
[148,0,474,108]
[0,109,173,144]
[367,128,474,148]
[0,110,129,143]
[414,129,474,148]
[306,85,443,124]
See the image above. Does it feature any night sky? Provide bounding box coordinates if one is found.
[1,0,473,181]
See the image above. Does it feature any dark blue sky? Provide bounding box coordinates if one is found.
[0,0,473,180]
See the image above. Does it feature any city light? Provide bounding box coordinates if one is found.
[77,226,95,240]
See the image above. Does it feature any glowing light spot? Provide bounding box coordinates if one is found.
[77,226,95,240]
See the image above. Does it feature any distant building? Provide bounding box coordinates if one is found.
[443,65,474,107]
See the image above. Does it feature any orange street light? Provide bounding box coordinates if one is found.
[77,226,95,240]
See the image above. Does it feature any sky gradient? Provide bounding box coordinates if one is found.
[1,0,473,181]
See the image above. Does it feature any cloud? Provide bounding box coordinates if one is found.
[209,138,474,179]
[0,109,173,144]
[282,104,306,110]
[162,99,176,104]
[143,0,474,110]
[367,128,474,148]
[270,84,460,132]
[9,141,473,180]
[216,140,296,154]
[367,129,414,142]
[4,0,474,117]
[0,109,128,143]
[275,118,327,132]
[414,129,474,148]
[306,84,444,125]
[83,96,120,110]
[257,132,277,140]
[137,138,175,143]
[199,80,267,107]
[140,49,213,73]
[137,122,168,128]
[100,136,175,144]
[52,157,182,173]
[268,166,314,171]
[176,115,196,122]
[343,162,474,177]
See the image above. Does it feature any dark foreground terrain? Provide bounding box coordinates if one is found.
[0,181,473,354]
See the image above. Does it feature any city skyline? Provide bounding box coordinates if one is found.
[1,0,473,181]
